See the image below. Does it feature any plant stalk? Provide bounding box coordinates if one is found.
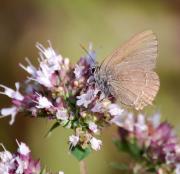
[80,160,88,174]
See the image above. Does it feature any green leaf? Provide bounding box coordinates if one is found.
[39,168,47,174]
[128,141,142,159]
[71,146,91,161]
[110,162,129,171]
[113,139,142,160]
[113,140,129,152]
[44,121,60,138]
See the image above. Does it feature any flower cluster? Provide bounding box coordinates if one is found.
[0,141,64,174]
[115,112,180,174]
[0,42,124,153]
[0,141,41,174]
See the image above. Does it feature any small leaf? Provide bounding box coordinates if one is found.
[44,121,60,138]
[110,162,129,171]
[113,139,142,160]
[40,168,47,174]
[71,146,91,161]
[128,141,142,159]
[61,120,69,127]
[113,140,129,152]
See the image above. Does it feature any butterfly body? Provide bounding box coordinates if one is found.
[94,66,113,96]
[93,30,160,110]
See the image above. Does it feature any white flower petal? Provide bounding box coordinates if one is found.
[175,164,180,174]
[77,89,95,108]
[0,163,10,174]
[17,142,30,156]
[88,122,98,133]
[135,114,147,132]
[74,64,84,80]
[149,112,161,128]
[1,106,18,125]
[110,115,124,127]
[90,137,102,151]
[0,83,24,101]
[69,135,79,147]
[124,113,135,132]
[35,94,52,109]
[91,102,103,113]
[15,156,28,174]
[0,85,14,97]
[0,149,13,163]
[108,104,123,116]
[56,109,68,121]
[19,57,37,76]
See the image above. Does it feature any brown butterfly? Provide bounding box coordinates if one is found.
[94,30,160,110]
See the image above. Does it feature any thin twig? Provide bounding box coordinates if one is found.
[80,160,88,174]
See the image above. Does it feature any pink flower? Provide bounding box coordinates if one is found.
[0,142,41,174]
[0,42,124,151]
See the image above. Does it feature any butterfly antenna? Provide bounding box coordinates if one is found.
[80,43,95,64]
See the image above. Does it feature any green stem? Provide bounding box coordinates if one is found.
[80,160,88,174]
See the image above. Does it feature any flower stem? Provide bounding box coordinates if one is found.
[80,160,88,174]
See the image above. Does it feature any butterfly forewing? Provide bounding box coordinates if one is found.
[99,30,160,110]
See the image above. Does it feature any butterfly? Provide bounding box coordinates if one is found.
[94,30,160,110]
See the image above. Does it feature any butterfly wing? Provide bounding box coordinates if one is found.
[100,30,160,110]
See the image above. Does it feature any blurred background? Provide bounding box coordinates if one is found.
[0,0,180,173]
